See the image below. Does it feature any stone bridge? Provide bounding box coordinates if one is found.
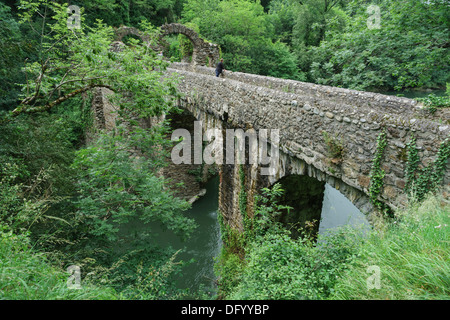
[167,62,449,232]
[98,24,449,235]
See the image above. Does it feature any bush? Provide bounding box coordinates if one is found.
[229,228,360,300]
[307,0,449,91]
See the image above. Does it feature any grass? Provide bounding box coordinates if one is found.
[330,194,450,300]
[1,192,448,300]
[0,226,118,300]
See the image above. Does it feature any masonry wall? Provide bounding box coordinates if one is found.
[167,63,450,215]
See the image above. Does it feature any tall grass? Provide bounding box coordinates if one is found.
[331,194,450,300]
[0,226,117,300]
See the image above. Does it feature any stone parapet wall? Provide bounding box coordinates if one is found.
[167,66,450,212]
[169,62,450,122]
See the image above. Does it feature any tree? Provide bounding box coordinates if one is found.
[0,2,35,110]
[182,0,301,79]
[306,0,450,90]
[293,0,344,48]
[0,0,197,298]
[3,1,178,122]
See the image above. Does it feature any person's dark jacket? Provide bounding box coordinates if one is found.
[216,61,224,73]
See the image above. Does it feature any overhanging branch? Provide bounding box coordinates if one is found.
[2,84,115,125]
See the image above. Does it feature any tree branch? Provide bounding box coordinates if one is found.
[20,58,50,106]
[2,84,114,124]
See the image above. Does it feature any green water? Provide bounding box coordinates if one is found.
[150,176,222,297]
[173,176,222,295]
[319,184,371,235]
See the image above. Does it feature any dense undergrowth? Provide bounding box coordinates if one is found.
[215,185,449,300]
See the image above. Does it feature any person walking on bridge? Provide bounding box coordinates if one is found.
[216,58,225,77]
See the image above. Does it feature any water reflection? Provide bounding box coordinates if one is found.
[319,183,371,235]
[173,176,221,296]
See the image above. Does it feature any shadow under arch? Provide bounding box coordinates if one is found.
[268,171,373,241]
[269,174,326,240]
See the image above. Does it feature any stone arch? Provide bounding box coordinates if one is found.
[114,26,150,44]
[160,23,220,67]
[114,24,221,67]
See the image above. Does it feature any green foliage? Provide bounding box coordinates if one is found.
[0,111,82,236]
[267,0,296,45]
[0,1,200,299]
[3,2,179,124]
[0,2,36,110]
[307,0,450,91]
[230,228,360,300]
[219,182,450,301]
[214,248,245,299]
[322,130,344,161]
[72,132,196,245]
[0,225,118,299]
[48,0,185,28]
[0,157,45,233]
[416,90,450,114]
[218,181,359,300]
[215,183,298,299]
[331,194,450,300]
[215,206,246,299]
[182,0,301,79]
[405,135,450,203]
[249,183,292,239]
[292,0,345,48]
[369,129,388,212]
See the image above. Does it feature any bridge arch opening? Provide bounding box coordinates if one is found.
[163,34,195,63]
[121,33,144,46]
[163,108,219,201]
[269,173,371,240]
[160,23,220,67]
[270,174,325,240]
[114,26,149,44]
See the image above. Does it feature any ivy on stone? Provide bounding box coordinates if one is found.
[369,129,387,212]
[405,135,450,202]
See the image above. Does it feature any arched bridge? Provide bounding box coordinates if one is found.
[167,62,449,231]
[99,24,449,233]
